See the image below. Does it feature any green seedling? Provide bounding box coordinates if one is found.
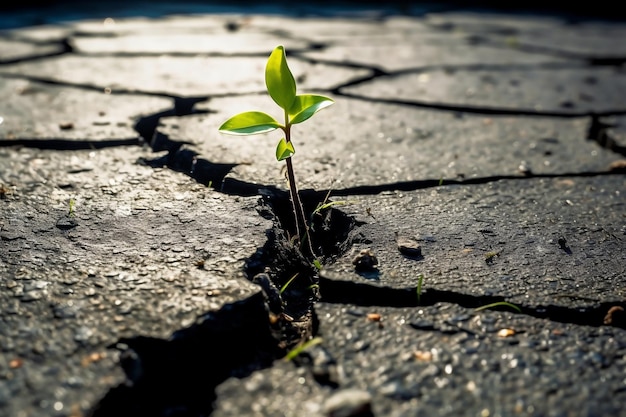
[474,301,521,313]
[280,272,300,294]
[484,250,499,264]
[308,187,349,233]
[284,336,323,361]
[219,45,334,256]
[312,259,323,271]
[416,273,424,305]
[68,198,76,217]
[280,272,320,294]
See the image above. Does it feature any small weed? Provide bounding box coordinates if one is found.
[279,272,300,294]
[484,251,499,264]
[310,182,349,223]
[416,273,424,305]
[474,301,521,313]
[312,259,323,271]
[68,198,76,217]
[284,337,323,361]
[313,200,349,215]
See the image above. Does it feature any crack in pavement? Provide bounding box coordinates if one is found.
[3,16,626,416]
[335,90,626,118]
[459,34,626,66]
[2,56,623,334]
[0,137,142,149]
[317,275,626,329]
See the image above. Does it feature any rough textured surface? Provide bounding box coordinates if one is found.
[0,78,171,141]
[323,175,626,309]
[164,96,619,190]
[213,302,626,417]
[1,4,625,417]
[0,146,272,417]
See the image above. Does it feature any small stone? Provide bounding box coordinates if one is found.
[413,350,433,361]
[323,388,372,417]
[74,326,94,344]
[252,273,283,314]
[56,216,77,230]
[63,276,80,285]
[518,160,533,176]
[396,235,422,258]
[352,249,378,272]
[498,328,516,338]
[0,232,24,241]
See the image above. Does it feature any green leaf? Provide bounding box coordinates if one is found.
[265,45,296,110]
[289,94,334,125]
[280,273,299,294]
[276,138,295,161]
[284,337,323,361]
[312,259,323,270]
[219,111,282,135]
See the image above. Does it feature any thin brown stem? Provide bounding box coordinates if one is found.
[284,121,316,258]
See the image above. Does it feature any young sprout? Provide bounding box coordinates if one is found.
[279,272,300,294]
[484,251,499,264]
[308,186,349,232]
[312,259,323,271]
[284,336,323,361]
[219,45,334,257]
[68,198,76,217]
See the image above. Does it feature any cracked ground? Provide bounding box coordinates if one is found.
[1,5,626,417]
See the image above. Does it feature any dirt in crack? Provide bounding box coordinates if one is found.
[87,190,358,417]
[245,189,359,354]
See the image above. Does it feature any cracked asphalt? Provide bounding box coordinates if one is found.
[1,2,626,417]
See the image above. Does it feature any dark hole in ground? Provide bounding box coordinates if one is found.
[318,275,626,330]
[88,293,281,417]
[244,188,359,351]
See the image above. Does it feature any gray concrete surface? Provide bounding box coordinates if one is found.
[1,4,625,417]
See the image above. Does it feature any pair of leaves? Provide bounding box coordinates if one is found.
[264,46,333,125]
[218,45,333,137]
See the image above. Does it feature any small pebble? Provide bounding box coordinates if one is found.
[56,216,77,230]
[352,249,378,272]
[396,235,422,258]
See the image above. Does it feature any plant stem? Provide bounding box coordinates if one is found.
[284,157,303,235]
[284,121,315,258]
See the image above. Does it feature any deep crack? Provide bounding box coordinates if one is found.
[318,274,626,330]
